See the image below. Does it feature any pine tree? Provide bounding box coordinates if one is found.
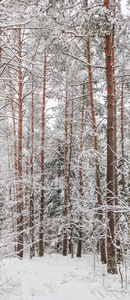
[104,0,117,274]
[77,83,85,258]
[63,75,68,256]
[17,27,24,259]
[121,79,125,192]
[30,71,35,258]
[39,40,47,257]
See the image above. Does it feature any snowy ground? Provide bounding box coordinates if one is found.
[0,254,130,300]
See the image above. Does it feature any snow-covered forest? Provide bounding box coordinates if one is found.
[0,0,130,298]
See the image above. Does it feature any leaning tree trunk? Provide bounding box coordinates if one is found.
[104,0,117,274]
[39,41,47,257]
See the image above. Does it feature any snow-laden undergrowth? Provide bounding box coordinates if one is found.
[0,254,130,300]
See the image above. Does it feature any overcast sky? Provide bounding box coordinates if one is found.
[121,0,129,15]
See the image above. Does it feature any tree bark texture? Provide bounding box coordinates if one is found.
[68,94,74,258]
[30,76,35,258]
[17,28,23,259]
[121,80,125,192]
[77,83,85,258]
[112,7,118,202]
[8,69,17,252]
[39,43,47,257]
[104,0,117,274]
[87,40,106,264]
[111,1,121,261]
[9,72,17,180]
[63,76,68,256]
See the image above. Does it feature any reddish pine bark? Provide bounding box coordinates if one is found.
[17,28,23,259]
[63,77,68,256]
[104,0,117,274]
[112,0,118,203]
[84,0,106,263]
[77,83,85,258]
[87,40,106,264]
[39,42,47,257]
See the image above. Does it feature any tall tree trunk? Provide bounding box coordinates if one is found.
[8,69,17,252]
[9,72,17,183]
[63,76,68,256]
[17,28,23,259]
[7,141,16,253]
[111,1,121,261]
[30,75,35,258]
[87,40,106,263]
[25,128,29,211]
[68,94,74,258]
[77,83,85,257]
[121,80,125,192]
[104,0,117,274]
[112,1,118,203]
[24,127,29,245]
[39,42,47,257]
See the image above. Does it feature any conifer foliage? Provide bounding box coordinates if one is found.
[0,0,129,275]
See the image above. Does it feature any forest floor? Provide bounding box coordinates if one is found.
[0,253,130,300]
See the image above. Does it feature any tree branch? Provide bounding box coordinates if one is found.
[62,51,105,69]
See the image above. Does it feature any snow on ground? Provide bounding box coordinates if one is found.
[0,254,130,300]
